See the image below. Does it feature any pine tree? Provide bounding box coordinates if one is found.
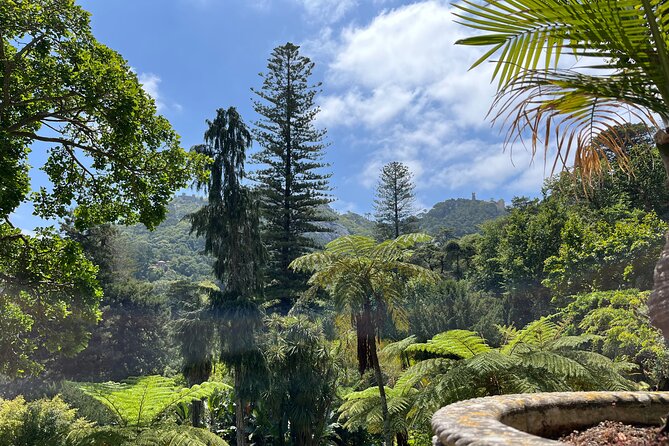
[252,42,332,309]
[373,162,417,240]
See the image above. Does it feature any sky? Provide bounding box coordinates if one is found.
[17,0,556,230]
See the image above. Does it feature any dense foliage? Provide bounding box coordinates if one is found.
[3,2,668,445]
[0,0,206,378]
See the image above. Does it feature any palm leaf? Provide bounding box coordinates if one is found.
[454,0,669,177]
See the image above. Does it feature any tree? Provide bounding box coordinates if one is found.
[252,42,332,309]
[262,315,339,446]
[544,207,667,298]
[0,0,205,377]
[471,197,567,326]
[189,107,265,298]
[185,107,267,446]
[451,0,669,338]
[543,124,669,220]
[290,234,438,446]
[374,162,417,240]
[67,376,229,446]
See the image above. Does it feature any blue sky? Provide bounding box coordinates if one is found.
[17,0,553,230]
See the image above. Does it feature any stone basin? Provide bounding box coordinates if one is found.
[432,391,669,445]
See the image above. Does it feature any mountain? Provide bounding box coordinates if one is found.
[306,207,375,246]
[418,198,506,237]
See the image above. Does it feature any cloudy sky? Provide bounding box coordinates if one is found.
[18,0,556,229]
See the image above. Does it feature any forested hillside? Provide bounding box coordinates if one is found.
[418,198,507,237]
[118,195,212,283]
[116,195,507,282]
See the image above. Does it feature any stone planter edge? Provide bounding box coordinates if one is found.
[432,391,669,446]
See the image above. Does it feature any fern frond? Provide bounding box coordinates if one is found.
[372,233,432,262]
[463,350,516,376]
[381,336,417,365]
[502,317,561,353]
[395,358,454,391]
[67,425,229,446]
[517,350,590,379]
[72,376,230,427]
[406,330,491,359]
[549,334,601,350]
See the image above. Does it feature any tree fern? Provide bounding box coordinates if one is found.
[499,317,563,354]
[405,330,491,358]
[360,317,640,439]
[72,376,230,427]
[338,386,418,439]
[67,425,229,446]
[291,233,438,446]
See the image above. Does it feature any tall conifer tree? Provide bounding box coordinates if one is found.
[185,107,267,446]
[373,161,417,240]
[252,42,331,309]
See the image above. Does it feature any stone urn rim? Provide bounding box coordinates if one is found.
[432,391,669,445]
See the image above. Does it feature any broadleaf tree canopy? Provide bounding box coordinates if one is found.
[0,0,207,377]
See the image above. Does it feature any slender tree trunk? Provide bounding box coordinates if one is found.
[191,398,205,428]
[652,130,669,434]
[234,366,248,446]
[649,129,669,340]
[371,343,393,446]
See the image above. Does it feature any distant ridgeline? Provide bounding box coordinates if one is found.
[417,197,507,237]
[116,194,506,282]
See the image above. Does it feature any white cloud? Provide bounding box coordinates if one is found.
[138,72,181,113]
[320,0,496,130]
[292,0,358,23]
[21,228,37,237]
[315,0,552,200]
[331,198,360,213]
[138,73,164,111]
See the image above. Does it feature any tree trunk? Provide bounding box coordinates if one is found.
[371,343,394,446]
[396,430,409,446]
[234,366,248,446]
[191,398,205,428]
[650,127,669,430]
[649,129,669,340]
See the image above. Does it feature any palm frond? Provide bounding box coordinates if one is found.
[454,0,669,177]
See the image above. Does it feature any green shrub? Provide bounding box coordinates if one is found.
[0,395,91,446]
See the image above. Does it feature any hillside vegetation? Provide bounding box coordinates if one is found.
[117,195,506,281]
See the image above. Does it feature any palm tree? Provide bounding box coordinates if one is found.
[290,234,438,446]
[262,315,339,446]
[183,107,267,446]
[452,1,669,338]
